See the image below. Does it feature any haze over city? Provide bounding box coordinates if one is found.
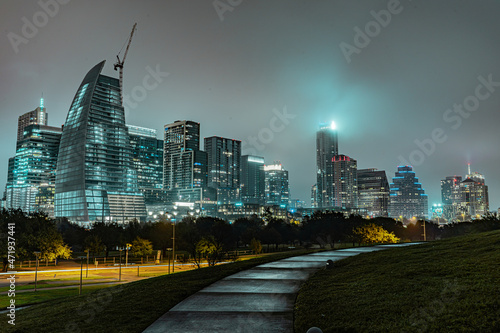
[1,0,500,209]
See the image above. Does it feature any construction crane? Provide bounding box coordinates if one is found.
[114,23,137,104]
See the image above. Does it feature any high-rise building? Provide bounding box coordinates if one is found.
[5,122,62,217]
[460,170,489,218]
[55,61,146,225]
[357,168,389,217]
[311,184,318,208]
[389,166,428,219]
[316,122,338,208]
[205,136,241,190]
[440,175,462,220]
[332,155,358,209]
[127,125,164,190]
[163,121,205,189]
[240,155,265,205]
[264,163,289,207]
[17,98,48,142]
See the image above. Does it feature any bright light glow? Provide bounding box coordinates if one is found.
[330,121,336,130]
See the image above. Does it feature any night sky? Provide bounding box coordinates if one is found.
[1,0,500,210]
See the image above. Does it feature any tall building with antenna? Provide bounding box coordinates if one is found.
[316,121,338,208]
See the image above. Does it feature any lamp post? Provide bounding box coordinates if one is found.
[78,256,86,295]
[172,211,177,273]
[33,251,41,292]
[85,249,89,278]
[422,220,427,242]
[119,249,123,282]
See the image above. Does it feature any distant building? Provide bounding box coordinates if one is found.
[264,162,289,207]
[460,171,489,218]
[205,136,241,197]
[240,155,265,205]
[441,176,462,220]
[316,122,338,208]
[311,184,318,208]
[55,61,146,225]
[389,166,428,219]
[357,168,389,217]
[5,120,62,217]
[332,155,358,209]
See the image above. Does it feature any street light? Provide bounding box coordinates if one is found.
[78,256,86,295]
[33,251,41,292]
[85,249,89,278]
[119,249,123,282]
[172,212,177,273]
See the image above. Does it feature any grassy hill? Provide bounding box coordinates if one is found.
[294,230,500,332]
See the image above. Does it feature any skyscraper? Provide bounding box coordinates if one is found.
[316,122,338,208]
[127,125,164,190]
[55,61,146,225]
[332,155,358,209]
[358,168,389,217]
[17,98,48,142]
[5,121,62,217]
[441,175,462,220]
[264,162,290,207]
[205,136,241,189]
[460,169,489,218]
[240,155,265,205]
[389,166,428,219]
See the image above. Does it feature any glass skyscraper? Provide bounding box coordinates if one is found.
[358,168,390,217]
[55,61,146,225]
[389,165,428,219]
[240,155,265,205]
[316,122,338,208]
[332,155,358,209]
[264,163,290,207]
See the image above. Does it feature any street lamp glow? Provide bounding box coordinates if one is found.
[330,121,336,130]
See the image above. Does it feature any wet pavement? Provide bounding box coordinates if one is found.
[143,243,421,333]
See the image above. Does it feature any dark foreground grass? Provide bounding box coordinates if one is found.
[294,230,500,333]
[1,249,311,333]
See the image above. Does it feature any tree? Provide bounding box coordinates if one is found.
[196,236,222,266]
[84,234,105,258]
[352,223,400,245]
[250,238,262,254]
[131,237,153,257]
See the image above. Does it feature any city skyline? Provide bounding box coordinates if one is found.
[1,1,500,209]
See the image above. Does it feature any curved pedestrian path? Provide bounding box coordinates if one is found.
[143,243,420,333]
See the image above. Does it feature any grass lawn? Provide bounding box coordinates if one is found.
[294,230,500,333]
[1,285,114,309]
[1,249,312,333]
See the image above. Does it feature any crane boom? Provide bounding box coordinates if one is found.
[114,23,137,104]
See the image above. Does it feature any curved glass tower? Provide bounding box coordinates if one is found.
[55,61,145,225]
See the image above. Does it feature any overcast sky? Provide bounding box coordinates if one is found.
[1,0,500,210]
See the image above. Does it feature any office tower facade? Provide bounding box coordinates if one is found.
[311,184,318,208]
[5,123,62,217]
[205,136,241,189]
[127,125,164,190]
[357,168,389,217]
[17,98,48,142]
[460,171,489,218]
[55,61,146,225]
[389,166,428,219]
[264,163,289,207]
[316,122,338,208]
[441,176,462,220]
[332,155,358,209]
[240,155,265,204]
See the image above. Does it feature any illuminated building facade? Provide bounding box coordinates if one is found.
[389,166,428,219]
[205,136,241,190]
[17,98,48,142]
[357,168,389,217]
[316,122,338,208]
[441,175,462,220]
[5,120,62,217]
[55,61,146,225]
[460,171,489,218]
[240,155,265,204]
[332,155,358,209]
[264,163,289,207]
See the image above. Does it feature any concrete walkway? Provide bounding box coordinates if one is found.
[143,243,420,333]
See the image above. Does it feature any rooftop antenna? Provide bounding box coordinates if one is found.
[467,163,471,176]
